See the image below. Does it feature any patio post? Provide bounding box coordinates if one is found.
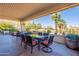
[19,20,26,32]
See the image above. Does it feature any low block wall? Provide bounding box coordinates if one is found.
[53,35,66,44]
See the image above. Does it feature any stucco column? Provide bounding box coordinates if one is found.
[19,20,26,32]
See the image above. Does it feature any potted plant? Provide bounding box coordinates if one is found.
[65,34,79,49]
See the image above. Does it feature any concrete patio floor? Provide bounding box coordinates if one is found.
[0,34,79,56]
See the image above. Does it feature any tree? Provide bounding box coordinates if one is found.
[47,26,52,33]
[24,22,32,32]
[57,19,67,35]
[0,22,18,32]
[51,13,60,34]
[24,21,42,32]
[51,13,67,35]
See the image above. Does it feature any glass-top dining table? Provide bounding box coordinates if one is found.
[20,32,49,51]
[30,34,49,51]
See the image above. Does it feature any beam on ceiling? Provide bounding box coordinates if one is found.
[23,3,79,21]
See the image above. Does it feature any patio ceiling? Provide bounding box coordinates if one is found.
[0,3,79,21]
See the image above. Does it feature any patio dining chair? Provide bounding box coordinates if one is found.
[20,34,26,46]
[41,34,54,53]
[24,35,38,54]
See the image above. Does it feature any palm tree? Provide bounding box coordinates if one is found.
[51,13,60,34]
[51,13,67,35]
[57,19,67,35]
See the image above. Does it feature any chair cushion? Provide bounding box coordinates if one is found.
[32,39,37,45]
[43,40,48,45]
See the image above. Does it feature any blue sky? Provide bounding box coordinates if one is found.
[30,6,79,28]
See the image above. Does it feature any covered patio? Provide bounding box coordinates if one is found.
[0,3,79,56]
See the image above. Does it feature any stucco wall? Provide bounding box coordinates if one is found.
[53,35,66,44]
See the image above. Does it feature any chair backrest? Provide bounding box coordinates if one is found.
[25,35,32,44]
[20,34,26,42]
[43,33,49,36]
[48,35,54,45]
[38,32,42,36]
